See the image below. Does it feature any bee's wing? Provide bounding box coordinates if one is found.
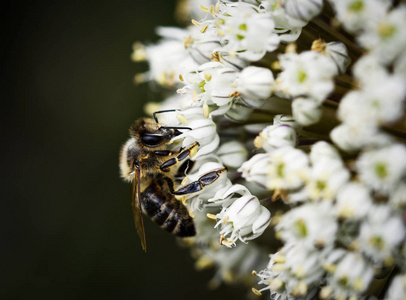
[131,165,147,252]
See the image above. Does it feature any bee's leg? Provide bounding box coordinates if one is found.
[160,142,199,172]
[165,168,227,195]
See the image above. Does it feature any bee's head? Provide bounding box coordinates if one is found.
[130,118,182,149]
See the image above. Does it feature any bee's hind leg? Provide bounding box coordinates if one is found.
[165,167,227,195]
[159,142,199,172]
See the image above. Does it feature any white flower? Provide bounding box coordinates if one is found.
[260,0,304,41]
[331,123,393,152]
[267,146,309,190]
[239,153,271,189]
[335,182,372,219]
[328,0,391,33]
[276,202,337,250]
[291,97,322,126]
[305,158,350,201]
[358,205,406,263]
[390,183,406,210]
[326,251,374,299]
[216,141,248,169]
[309,141,341,165]
[208,183,251,207]
[177,62,238,114]
[254,123,297,152]
[356,144,406,193]
[284,0,323,24]
[235,66,274,108]
[218,2,280,61]
[255,244,326,298]
[324,41,351,75]
[358,5,406,64]
[159,107,220,158]
[141,29,195,87]
[276,51,337,102]
[215,194,271,247]
[338,76,406,126]
[386,274,406,300]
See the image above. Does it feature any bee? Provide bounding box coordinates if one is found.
[119,116,225,251]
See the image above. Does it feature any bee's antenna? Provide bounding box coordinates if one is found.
[153,109,180,123]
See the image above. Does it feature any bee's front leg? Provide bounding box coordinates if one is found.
[165,167,227,195]
[159,142,199,172]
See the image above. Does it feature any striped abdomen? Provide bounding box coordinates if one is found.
[140,181,195,237]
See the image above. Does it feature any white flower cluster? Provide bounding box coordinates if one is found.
[129,0,406,296]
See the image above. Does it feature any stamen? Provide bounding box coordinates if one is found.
[209,5,214,16]
[201,24,209,33]
[200,5,209,12]
[214,2,220,14]
[207,213,217,220]
[203,104,210,118]
[176,114,188,124]
[252,288,262,296]
[191,19,201,27]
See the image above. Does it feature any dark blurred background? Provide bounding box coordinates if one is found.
[2,1,245,299]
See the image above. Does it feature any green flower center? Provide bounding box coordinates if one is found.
[297,70,307,83]
[375,163,388,179]
[276,163,285,177]
[295,219,308,237]
[348,0,364,12]
[198,80,206,93]
[378,23,396,40]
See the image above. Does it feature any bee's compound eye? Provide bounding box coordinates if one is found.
[142,134,164,147]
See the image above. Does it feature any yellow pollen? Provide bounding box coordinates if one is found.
[204,71,212,81]
[181,177,189,185]
[252,288,262,296]
[195,255,214,270]
[190,145,198,158]
[223,270,234,283]
[222,215,229,224]
[203,104,210,118]
[217,29,225,36]
[228,91,241,98]
[311,39,327,54]
[270,278,283,291]
[176,114,188,124]
[215,2,220,14]
[285,43,297,53]
[271,60,281,70]
[252,270,257,275]
[134,73,145,84]
[200,5,209,12]
[201,24,208,33]
[207,213,217,220]
[183,36,193,49]
[322,263,337,273]
[319,286,332,299]
[254,136,263,148]
[229,50,237,58]
[210,5,214,16]
[179,74,184,81]
[191,19,201,27]
[273,254,286,264]
[353,277,363,292]
[193,90,198,102]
